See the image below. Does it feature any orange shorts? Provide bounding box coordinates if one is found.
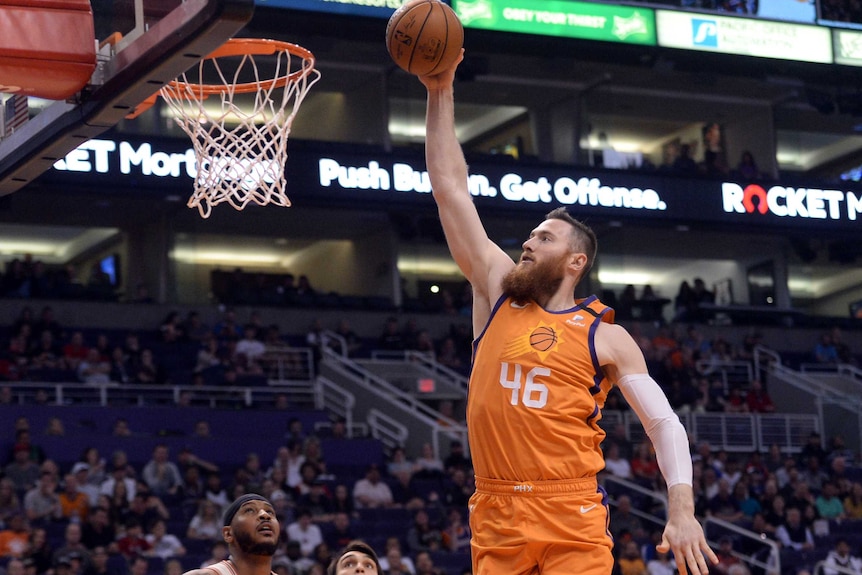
[469,476,614,575]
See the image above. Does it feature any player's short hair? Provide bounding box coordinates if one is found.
[545,207,598,274]
[327,540,380,575]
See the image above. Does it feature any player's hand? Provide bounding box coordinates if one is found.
[657,513,718,575]
[418,49,464,91]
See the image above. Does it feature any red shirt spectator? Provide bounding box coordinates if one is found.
[62,332,89,370]
[746,380,775,413]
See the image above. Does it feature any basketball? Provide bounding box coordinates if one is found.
[529,326,558,352]
[385,0,464,76]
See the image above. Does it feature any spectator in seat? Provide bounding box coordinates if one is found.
[610,495,646,542]
[710,536,741,575]
[815,481,845,520]
[285,508,322,561]
[351,464,393,510]
[735,151,760,180]
[0,478,22,526]
[235,324,266,373]
[406,509,443,555]
[23,472,59,527]
[774,507,814,551]
[145,518,186,560]
[62,332,89,371]
[617,540,648,575]
[80,506,116,552]
[0,512,31,557]
[441,507,471,553]
[745,380,774,413]
[116,518,151,559]
[823,538,862,575]
[843,482,862,519]
[413,443,444,478]
[186,500,222,541]
[81,545,115,575]
[4,445,40,492]
[647,549,675,575]
[57,472,89,523]
[377,537,414,575]
[412,551,443,575]
[814,333,840,364]
[707,478,743,524]
[141,445,182,499]
[324,512,356,552]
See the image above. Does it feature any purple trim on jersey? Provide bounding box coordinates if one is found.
[471,293,509,365]
[587,306,609,396]
[599,484,613,543]
[542,293,598,315]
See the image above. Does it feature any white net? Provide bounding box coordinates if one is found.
[159,40,321,218]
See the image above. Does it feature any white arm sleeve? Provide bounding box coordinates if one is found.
[616,373,692,488]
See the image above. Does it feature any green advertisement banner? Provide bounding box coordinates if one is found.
[452,0,656,45]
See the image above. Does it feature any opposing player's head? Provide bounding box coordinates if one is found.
[327,540,380,575]
[221,494,279,557]
[502,207,597,304]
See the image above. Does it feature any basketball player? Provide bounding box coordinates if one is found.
[326,540,381,574]
[418,52,719,575]
[182,494,279,575]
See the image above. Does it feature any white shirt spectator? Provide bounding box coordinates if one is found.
[99,473,136,502]
[146,521,186,559]
[77,349,111,384]
[285,512,323,558]
[352,466,393,509]
[823,541,862,575]
[603,444,632,479]
[236,327,266,360]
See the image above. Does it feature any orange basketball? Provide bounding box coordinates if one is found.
[385,0,464,76]
[529,326,558,352]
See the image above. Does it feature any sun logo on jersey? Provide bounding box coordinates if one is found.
[501,321,562,362]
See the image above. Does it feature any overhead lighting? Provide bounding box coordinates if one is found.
[397,256,461,276]
[597,270,653,285]
[0,242,62,257]
[171,249,283,266]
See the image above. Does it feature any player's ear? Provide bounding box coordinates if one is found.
[222,526,232,543]
[569,252,588,272]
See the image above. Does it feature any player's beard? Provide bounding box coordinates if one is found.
[501,253,566,305]
[234,529,278,557]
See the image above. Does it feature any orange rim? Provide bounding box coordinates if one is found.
[167,38,316,95]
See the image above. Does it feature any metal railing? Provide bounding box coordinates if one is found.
[703,516,780,575]
[0,380,292,408]
[367,408,410,451]
[315,376,356,435]
[262,345,315,381]
[612,409,818,453]
[321,345,464,459]
[695,358,755,391]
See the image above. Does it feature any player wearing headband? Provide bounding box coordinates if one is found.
[182,494,279,575]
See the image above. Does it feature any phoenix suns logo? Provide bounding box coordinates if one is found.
[502,322,562,362]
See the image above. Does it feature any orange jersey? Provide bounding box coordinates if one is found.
[467,295,615,482]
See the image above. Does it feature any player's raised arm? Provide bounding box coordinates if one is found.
[419,54,514,329]
[596,323,718,575]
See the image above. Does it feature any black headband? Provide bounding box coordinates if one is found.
[222,494,270,526]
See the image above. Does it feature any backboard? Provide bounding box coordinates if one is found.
[0,0,255,196]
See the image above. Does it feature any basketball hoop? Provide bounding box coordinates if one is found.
[140,38,320,218]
